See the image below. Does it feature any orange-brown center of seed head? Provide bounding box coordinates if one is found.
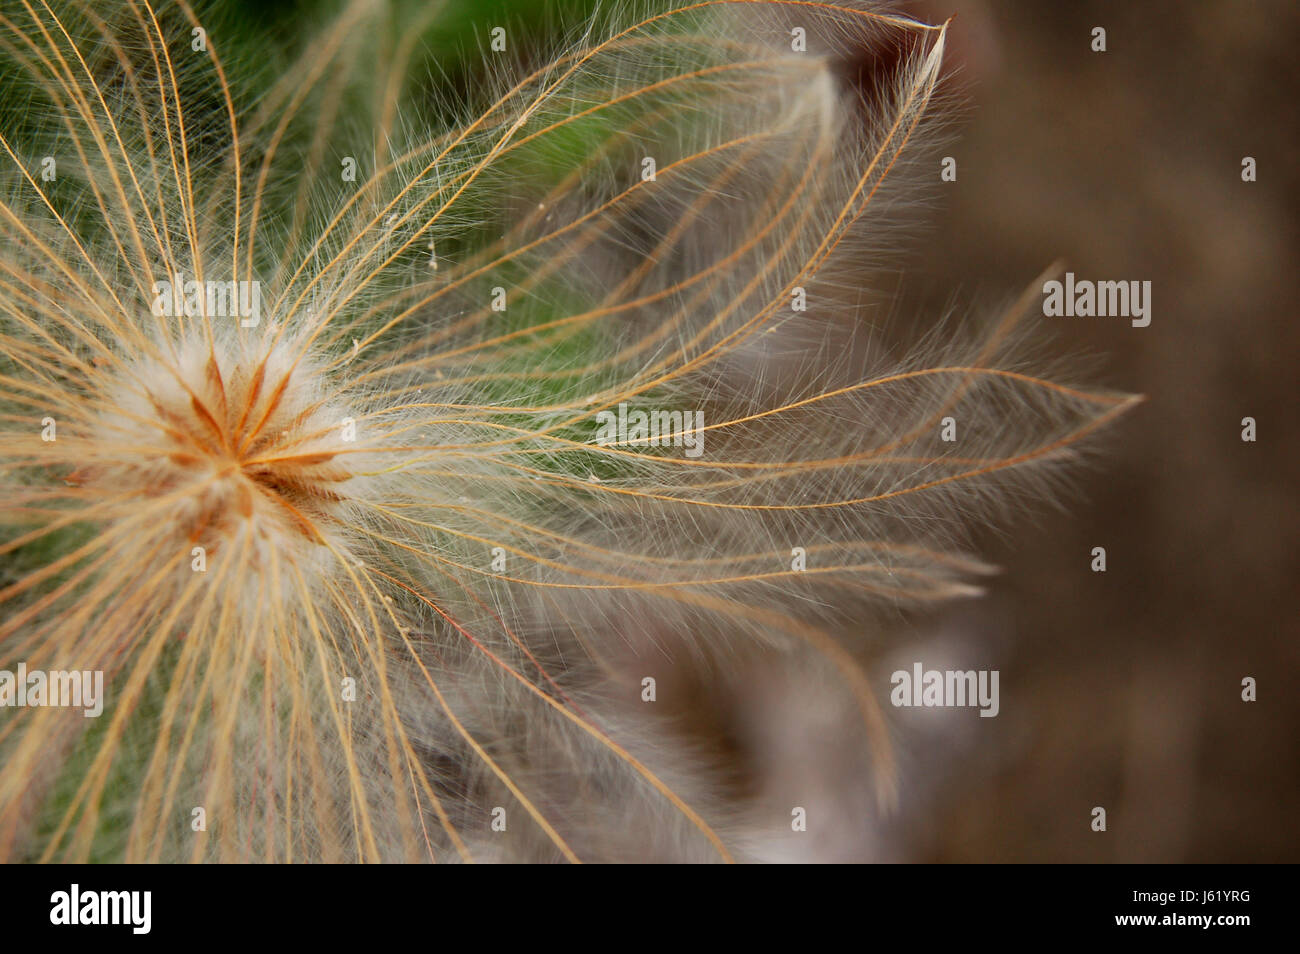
[91,339,356,567]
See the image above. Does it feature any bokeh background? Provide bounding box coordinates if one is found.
[212,0,1299,861]
[891,0,1299,863]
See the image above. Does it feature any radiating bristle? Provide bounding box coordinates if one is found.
[0,0,1135,862]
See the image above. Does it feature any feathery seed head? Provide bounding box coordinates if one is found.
[86,336,355,606]
[0,0,1136,863]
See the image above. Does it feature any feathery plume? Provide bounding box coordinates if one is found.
[0,0,1136,862]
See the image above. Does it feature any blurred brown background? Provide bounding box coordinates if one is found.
[882,0,1299,862]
